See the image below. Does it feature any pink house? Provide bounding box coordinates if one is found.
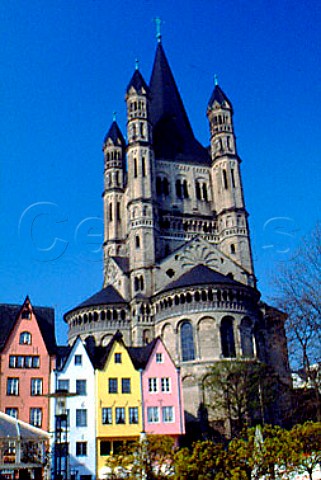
[0,297,56,431]
[130,338,185,442]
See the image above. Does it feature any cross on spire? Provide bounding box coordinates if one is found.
[154,17,162,43]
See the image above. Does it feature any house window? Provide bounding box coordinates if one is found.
[156,353,163,363]
[147,407,159,423]
[21,310,30,319]
[76,442,87,457]
[102,408,112,425]
[121,378,131,394]
[100,441,111,456]
[31,378,43,396]
[32,356,40,368]
[30,408,42,427]
[162,406,174,423]
[161,378,171,393]
[114,353,122,364]
[5,408,18,419]
[108,378,118,394]
[74,355,82,366]
[7,378,19,396]
[57,379,70,392]
[76,380,87,395]
[148,378,158,393]
[129,407,138,424]
[115,407,125,424]
[181,321,195,361]
[76,409,87,427]
[19,332,31,345]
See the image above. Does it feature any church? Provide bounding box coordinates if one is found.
[64,35,291,430]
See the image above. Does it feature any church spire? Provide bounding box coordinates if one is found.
[149,42,209,164]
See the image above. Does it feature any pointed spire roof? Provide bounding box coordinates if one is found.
[208,84,233,112]
[126,69,150,96]
[103,120,126,147]
[149,43,210,164]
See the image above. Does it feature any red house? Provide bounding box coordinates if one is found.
[0,297,57,431]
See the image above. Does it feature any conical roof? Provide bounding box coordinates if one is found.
[149,43,210,164]
[208,84,233,112]
[126,69,150,96]
[64,285,127,318]
[159,264,242,294]
[103,120,126,147]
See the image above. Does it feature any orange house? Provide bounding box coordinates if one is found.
[0,297,57,431]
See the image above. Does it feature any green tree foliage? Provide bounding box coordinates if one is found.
[204,360,278,437]
[105,434,175,479]
[290,422,321,480]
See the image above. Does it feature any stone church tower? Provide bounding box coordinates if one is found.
[64,38,291,431]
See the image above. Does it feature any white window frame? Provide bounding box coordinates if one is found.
[30,408,42,427]
[147,406,159,423]
[161,377,171,393]
[162,406,174,423]
[148,378,158,393]
[31,378,43,396]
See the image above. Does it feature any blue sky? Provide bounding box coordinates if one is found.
[1,0,321,344]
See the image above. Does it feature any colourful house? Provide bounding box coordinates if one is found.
[130,338,185,443]
[95,332,142,478]
[0,298,56,431]
[51,337,96,480]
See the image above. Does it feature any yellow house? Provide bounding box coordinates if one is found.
[95,332,142,477]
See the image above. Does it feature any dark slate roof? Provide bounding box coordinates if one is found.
[0,303,56,354]
[55,345,71,370]
[159,264,242,294]
[65,285,127,317]
[126,69,150,96]
[149,43,210,165]
[93,330,124,369]
[0,412,49,439]
[128,338,158,370]
[103,120,126,147]
[113,256,129,273]
[208,84,233,112]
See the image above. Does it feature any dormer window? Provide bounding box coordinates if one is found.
[21,310,30,320]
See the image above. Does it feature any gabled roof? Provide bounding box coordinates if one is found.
[128,338,158,369]
[0,411,49,440]
[127,69,150,96]
[207,84,233,112]
[149,43,210,165]
[103,120,126,147]
[64,285,127,318]
[93,330,124,369]
[159,264,242,294]
[0,302,56,354]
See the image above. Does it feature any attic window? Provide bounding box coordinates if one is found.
[74,355,82,366]
[166,269,175,278]
[19,332,31,345]
[114,353,122,364]
[156,353,163,363]
[21,310,30,320]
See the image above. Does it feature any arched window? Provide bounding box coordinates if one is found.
[181,321,195,361]
[240,317,254,358]
[19,331,31,345]
[220,317,236,358]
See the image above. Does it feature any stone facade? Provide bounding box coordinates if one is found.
[64,41,291,428]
